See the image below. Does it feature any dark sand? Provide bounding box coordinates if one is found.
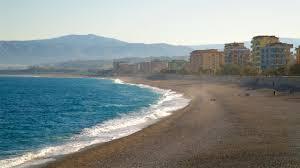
[44,77,300,168]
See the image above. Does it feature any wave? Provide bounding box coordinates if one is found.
[0,78,190,168]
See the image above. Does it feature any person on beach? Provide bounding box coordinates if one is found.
[272,81,276,96]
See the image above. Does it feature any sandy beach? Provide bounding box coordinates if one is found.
[44,76,300,168]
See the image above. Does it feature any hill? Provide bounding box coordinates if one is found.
[0,34,192,65]
[1,35,299,67]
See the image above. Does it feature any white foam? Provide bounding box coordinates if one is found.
[0,78,190,168]
[113,78,125,84]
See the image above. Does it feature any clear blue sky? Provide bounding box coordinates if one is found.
[1,0,299,45]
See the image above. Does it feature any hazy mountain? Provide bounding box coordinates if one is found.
[1,35,299,66]
[189,38,300,50]
[0,34,192,65]
[188,44,225,50]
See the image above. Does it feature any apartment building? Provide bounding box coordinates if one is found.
[224,43,250,65]
[190,49,224,73]
[260,42,293,70]
[251,36,279,69]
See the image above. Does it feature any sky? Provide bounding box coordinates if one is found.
[1,0,300,45]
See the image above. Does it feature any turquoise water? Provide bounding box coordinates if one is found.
[0,76,163,167]
[0,76,189,168]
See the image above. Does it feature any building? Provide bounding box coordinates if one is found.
[138,62,151,74]
[113,61,125,72]
[296,46,300,64]
[137,60,168,73]
[260,42,293,70]
[251,36,279,70]
[190,49,224,73]
[113,61,138,74]
[168,60,187,72]
[224,43,250,66]
[149,60,168,73]
[183,62,192,73]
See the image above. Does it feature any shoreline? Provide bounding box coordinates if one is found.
[41,77,194,168]
[2,74,300,167]
[43,76,300,168]
[0,76,190,168]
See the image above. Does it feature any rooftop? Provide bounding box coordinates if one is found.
[252,35,279,39]
[225,42,248,49]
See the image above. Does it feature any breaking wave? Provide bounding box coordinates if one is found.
[0,78,190,168]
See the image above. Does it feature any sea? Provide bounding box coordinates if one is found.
[0,76,189,168]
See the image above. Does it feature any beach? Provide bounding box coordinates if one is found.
[44,76,300,168]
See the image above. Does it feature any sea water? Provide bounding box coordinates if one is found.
[0,76,189,168]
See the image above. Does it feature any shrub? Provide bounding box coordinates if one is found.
[289,64,300,75]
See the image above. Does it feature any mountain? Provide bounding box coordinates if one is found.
[2,35,299,66]
[0,34,192,65]
[189,44,225,50]
[189,38,300,50]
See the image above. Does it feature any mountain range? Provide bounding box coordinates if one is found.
[0,34,192,65]
[1,34,300,66]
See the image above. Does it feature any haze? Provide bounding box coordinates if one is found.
[1,0,300,45]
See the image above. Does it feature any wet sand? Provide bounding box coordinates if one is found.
[44,77,300,168]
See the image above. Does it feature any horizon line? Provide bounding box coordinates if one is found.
[1,33,300,46]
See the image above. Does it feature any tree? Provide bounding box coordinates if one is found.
[289,64,300,75]
[262,66,287,76]
[241,66,258,76]
[198,67,212,75]
[218,64,242,75]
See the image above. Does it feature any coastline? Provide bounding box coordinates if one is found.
[1,74,299,167]
[43,76,300,168]
[41,76,194,168]
[0,75,190,168]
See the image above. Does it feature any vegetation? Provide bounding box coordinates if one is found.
[217,64,258,76]
[197,68,211,75]
[216,64,300,76]
[241,66,259,76]
[261,66,287,76]
[289,64,300,75]
[260,65,300,76]
[217,64,241,75]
